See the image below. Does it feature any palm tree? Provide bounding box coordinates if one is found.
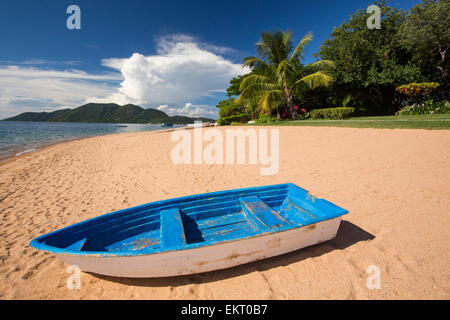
[237,31,335,119]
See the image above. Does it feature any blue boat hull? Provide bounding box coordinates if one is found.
[30,183,348,277]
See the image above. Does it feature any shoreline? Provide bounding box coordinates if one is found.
[0,135,98,165]
[1,122,447,167]
[0,123,445,166]
[2,117,447,165]
[0,124,192,166]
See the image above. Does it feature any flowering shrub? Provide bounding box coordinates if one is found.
[395,82,440,103]
[396,100,450,115]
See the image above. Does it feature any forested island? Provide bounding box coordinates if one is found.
[3,103,214,124]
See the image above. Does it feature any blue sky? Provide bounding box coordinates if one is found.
[0,0,418,119]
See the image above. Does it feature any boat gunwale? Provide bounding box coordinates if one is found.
[29,183,348,257]
[31,216,344,258]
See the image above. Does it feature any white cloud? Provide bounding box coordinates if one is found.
[0,66,121,119]
[90,34,249,115]
[0,65,122,81]
[157,102,218,118]
[0,34,248,119]
[0,59,82,66]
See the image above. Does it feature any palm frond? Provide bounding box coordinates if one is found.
[239,74,272,91]
[238,73,280,107]
[342,94,353,107]
[294,71,334,89]
[242,56,268,69]
[240,82,281,99]
[283,30,293,47]
[290,32,313,62]
[275,59,294,78]
[258,90,285,114]
[256,31,293,65]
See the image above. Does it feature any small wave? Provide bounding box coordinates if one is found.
[15,149,36,156]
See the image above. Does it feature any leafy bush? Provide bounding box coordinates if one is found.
[297,112,310,120]
[216,98,245,118]
[310,107,355,119]
[255,114,277,123]
[395,82,440,103]
[396,100,450,115]
[217,113,251,126]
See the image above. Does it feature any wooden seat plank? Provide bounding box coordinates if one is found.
[239,196,290,231]
[160,208,187,248]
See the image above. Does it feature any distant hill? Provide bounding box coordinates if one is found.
[3,103,215,124]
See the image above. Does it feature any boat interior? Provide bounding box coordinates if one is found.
[33,184,347,255]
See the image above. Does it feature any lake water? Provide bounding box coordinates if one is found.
[0,121,183,160]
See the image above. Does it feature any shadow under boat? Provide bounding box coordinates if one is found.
[88,219,375,287]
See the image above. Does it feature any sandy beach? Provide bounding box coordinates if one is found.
[0,126,449,299]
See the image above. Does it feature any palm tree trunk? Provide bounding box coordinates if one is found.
[285,92,297,119]
[283,79,297,119]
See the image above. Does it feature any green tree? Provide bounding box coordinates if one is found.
[317,0,421,114]
[399,0,449,81]
[216,98,245,118]
[237,30,334,119]
[226,75,246,97]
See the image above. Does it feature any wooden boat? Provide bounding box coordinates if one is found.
[29,183,348,278]
[160,123,173,127]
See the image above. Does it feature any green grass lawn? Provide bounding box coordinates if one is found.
[245,114,450,130]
